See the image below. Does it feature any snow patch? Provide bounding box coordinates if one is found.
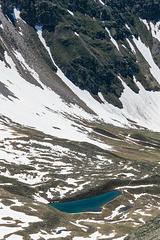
[133,36,160,84]
[0,49,111,150]
[99,0,105,6]
[0,200,42,238]
[125,24,131,31]
[150,21,160,42]
[34,193,49,204]
[75,32,79,36]
[12,8,21,22]
[0,23,3,29]
[30,228,71,239]
[105,27,120,51]
[6,235,23,240]
[140,18,150,31]
[126,38,136,54]
[134,193,147,200]
[73,231,116,240]
[67,10,74,16]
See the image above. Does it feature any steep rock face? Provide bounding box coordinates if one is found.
[0,0,160,131]
[125,216,160,240]
[1,0,160,108]
[0,5,94,112]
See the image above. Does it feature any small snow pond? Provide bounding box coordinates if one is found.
[50,189,121,213]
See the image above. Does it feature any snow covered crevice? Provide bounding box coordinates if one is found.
[126,38,136,54]
[99,0,105,6]
[119,77,160,130]
[0,47,112,150]
[67,9,74,16]
[13,50,44,89]
[140,18,150,31]
[150,21,160,42]
[133,36,160,84]
[105,27,120,51]
[98,74,160,132]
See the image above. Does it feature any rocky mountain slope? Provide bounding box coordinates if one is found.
[0,0,160,239]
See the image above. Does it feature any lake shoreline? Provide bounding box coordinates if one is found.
[49,189,122,213]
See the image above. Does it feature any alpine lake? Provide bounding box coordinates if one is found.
[50,189,121,213]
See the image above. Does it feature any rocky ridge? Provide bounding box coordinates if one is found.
[1,0,160,107]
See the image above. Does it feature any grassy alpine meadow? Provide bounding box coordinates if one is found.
[0,116,160,239]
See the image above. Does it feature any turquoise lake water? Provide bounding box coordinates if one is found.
[50,189,121,213]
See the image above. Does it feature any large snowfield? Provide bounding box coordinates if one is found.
[1,19,160,148]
